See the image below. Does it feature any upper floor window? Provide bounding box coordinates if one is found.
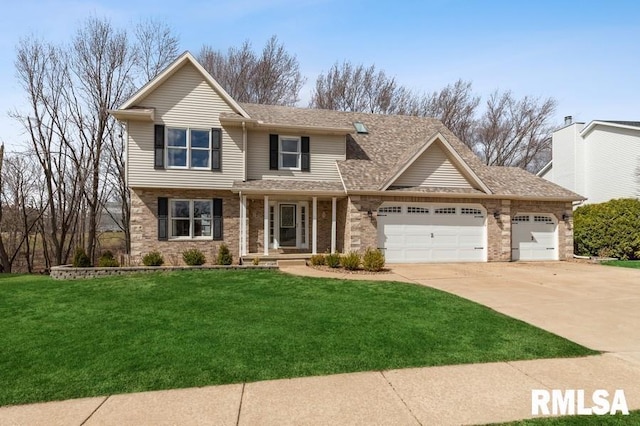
[166,128,221,170]
[279,136,301,170]
[269,133,310,172]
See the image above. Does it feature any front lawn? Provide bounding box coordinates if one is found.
[601,260,640,269]
[0,270,596,406]
[490,410,639,425]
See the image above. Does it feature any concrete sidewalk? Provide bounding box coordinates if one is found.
[1,353,639,426]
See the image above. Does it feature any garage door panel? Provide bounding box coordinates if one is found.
[511,215,557,261]
[377,204,486,263]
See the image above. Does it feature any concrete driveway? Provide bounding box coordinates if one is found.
[389,261,640,359]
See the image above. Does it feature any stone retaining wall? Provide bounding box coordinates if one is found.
[50,265,278,280]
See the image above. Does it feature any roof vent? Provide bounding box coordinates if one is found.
[564,116,573,126]
[353,122,368,134]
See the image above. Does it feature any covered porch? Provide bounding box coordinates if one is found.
[233,180,348,259]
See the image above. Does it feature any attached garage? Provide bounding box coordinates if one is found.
[377,203,487,263]
[511,214,558,261]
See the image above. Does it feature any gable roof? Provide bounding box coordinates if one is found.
[581,120,640,136]
[380,132,491,193]
[229,103,580,200]
[117,51,249,118]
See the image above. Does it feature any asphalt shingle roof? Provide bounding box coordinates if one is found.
[225,103,583,200]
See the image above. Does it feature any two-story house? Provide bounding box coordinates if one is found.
[538,117,640,205]
[110,52,583,264]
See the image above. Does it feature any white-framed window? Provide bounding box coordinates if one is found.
[534,215,553,223]
[461,207,482,215]
[279,136,301,170]
[167,128,211,169]
[407,206,429,214]
[378,206,402,214]
[169,199,213,238]
[434,207,456,215]
[513,215,530,222]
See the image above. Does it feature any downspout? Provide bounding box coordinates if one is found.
[242,121,247,182]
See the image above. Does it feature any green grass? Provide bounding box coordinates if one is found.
[601,260,640,269]
[0,270,596,406]
[490,410,639,425]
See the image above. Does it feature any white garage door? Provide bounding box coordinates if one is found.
[511,214,558,261]
[377,203,486,263]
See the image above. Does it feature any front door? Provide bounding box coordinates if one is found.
[279,204,297,247]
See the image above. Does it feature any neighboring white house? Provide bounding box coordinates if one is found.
[539,117,640,204]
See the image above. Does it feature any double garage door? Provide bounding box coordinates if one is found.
[377,203,559,263]
[377,203,487,263]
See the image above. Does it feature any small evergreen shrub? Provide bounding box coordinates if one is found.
[217,243,233,265]
[72,247,91,267]
[363,248,385,272]
[98,250,119,267]
[325,252,341,268]
[142,251,164,266]
[574,198,640,260]
[252,257,260,266]
[309,254,326,266]
[182,248,206,266]
[341,251,361,271]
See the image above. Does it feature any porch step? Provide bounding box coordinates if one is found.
[277,259,308,267]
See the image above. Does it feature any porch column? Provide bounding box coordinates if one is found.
[331,197,337,254]
[263,195,269,256]
[241,195,248,256]
[312,196,318,255]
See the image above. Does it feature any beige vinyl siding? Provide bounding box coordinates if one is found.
[127,62,243,189]
[247,130,345,181]
[394,142,472,188]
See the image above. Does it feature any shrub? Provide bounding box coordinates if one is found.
[574,198,640,260]
[142,251,164,266]
[363,248,385,272]
[309,254,326,266]
[72,247,91,268]
[98,251,119,267]
[252,257,260,266]
[182,248,206,266]
[217,243,233,265]
[341,251,361,271]
[325,252,341,268]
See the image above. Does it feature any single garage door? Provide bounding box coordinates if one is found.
[511,214,558,261]
[377,203,486,263]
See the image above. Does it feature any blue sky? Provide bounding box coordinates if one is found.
[1,0,639,150]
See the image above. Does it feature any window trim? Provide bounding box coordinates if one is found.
[166,127,212,170]
[168,199,214,240]
[278,135,301,170]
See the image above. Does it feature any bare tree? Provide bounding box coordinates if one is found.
[310,61,411,114]
[13,38,86,267]
[134,18,180,81]
[473,90,557,172]
[410,80,480,145]
[198,35,305,106]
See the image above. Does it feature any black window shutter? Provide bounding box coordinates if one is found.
[301,136,310,172]
[211,128,221,171]
[212,198,223,240]
[269,134,279,170]
[154,125,165,169]
[158,197,168,241]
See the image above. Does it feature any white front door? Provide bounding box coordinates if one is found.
[377,203,486,263]
[511,214,558,261]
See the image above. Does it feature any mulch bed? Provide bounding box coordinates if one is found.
[308,264,392,275]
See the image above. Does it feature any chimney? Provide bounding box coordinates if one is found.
[564,116,573,126]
